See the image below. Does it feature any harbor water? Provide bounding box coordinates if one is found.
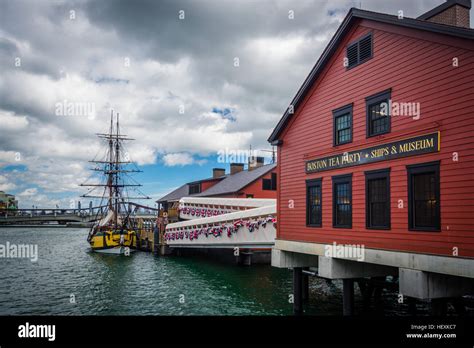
[0,227,433,316]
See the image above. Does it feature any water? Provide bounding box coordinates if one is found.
[0,228,433,316]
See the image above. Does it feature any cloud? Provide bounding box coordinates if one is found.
[0,174,17,191]
[0,111,29,130]
[162,152,207,167]
[18,187,37,197]
[0,0,463,206]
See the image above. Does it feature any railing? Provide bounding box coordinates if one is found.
[165,198,276,248]
[178,197,275,220]
[0,203,158,225]
[0,206,109,217]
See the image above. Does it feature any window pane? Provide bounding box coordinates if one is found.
[413,173,437,227]
[271,173,277,190]
[369,101,389,135]
[262,178,272,190]
[334,108,352,145]
[336,114,350,129]
[367,177,388,228]
[335,182,351,226]
[189,184,201,194]
[308,184,322,226]
[338,128,351,143]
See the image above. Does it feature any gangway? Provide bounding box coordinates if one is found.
[165,197,276,249]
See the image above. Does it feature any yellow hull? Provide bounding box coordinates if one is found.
[89,230,138,252]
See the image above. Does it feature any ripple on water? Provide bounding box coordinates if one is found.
[0,228,449,316]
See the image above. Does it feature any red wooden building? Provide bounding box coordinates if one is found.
[157,157,277,222]
[269,0,474,314]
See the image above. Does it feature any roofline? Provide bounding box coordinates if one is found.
[418,0,471,20]
[155,183,188,203]
[186,176,225,185]
[194,163,277,197]
[157,164,276,202]
[267,7,474,143]
[233,164,277,193]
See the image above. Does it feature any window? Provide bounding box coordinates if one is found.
[366,89,391,137]
[262,173,277,191]
[407,162,440,231]
[347,33,373,69]
[332,174,352,228]
[306,179,322,227]
[271,173,277,191]
[262,178,272,190]
[365,169,390,229]
[188,183,201,195]
[333,104,353,146]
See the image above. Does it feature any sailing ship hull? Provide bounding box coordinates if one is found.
[89,230,138,254]
[93,246,136,255]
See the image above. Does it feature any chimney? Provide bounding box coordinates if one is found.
[230,163,244,175]
[248,156,264,171]
[212,168,225,178]
[418,0,471,28]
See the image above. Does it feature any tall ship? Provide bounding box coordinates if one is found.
[81,111,150,254]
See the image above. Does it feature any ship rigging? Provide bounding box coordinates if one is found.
[80,111,151,254]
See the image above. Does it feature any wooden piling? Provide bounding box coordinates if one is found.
[293,267,303,316]
[430,298,447,316]
[342,279,355,316]
[302,268,309,303]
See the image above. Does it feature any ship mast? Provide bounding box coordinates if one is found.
[108,110,114,211]
[114,113,120,228]
[80,110,151,231]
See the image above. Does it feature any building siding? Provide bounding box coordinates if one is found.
[200,179,222,192]
[277,21,474,258]
[238,169,277,198]
[207,168,278,199]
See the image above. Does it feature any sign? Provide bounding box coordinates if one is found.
[306,132,440,173]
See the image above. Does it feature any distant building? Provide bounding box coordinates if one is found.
[157,157,277,223]
[0,191,18,210]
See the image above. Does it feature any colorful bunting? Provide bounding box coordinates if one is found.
[164,215,276,242]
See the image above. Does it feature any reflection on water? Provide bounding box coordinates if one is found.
[0,227,450,316]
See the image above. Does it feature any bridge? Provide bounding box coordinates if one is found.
[164,197,276,249]
[0,203,158,226]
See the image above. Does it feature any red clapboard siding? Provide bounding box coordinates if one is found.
[209,168,277,199]
[276,20,474,258]
[200,178,223,191]
[238,168,277,198]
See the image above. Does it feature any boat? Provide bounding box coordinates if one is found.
[81,111,151,254]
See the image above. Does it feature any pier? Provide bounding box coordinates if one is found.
[162,197,276,264]
[272,243,474,316]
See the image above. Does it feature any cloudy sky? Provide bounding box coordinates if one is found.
[0,0,467,208]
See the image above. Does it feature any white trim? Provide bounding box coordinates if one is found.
[179,197,275,208]
[168,205,276,229]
